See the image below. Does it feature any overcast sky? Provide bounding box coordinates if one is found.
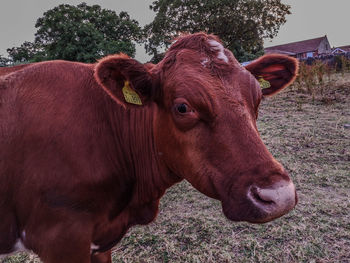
[0,0,349,63]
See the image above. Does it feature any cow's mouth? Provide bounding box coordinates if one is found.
[222,180,297,223]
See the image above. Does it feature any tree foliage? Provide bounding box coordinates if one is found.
[0,55,11,67]
[7,3,142,63]
[145,0,291,62]
[7,41,45,63]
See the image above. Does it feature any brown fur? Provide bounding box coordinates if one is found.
[0,33,298,263]
[0,64,32,77]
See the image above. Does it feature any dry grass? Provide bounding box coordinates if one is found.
[2,75,350,263]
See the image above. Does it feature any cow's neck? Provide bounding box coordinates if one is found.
[93,101,180,249]
[110,103,179,202]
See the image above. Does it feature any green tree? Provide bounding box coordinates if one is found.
[0,55,10,67]
[7,2,142,63]
[145,0,291,62]
[7,41,46,63]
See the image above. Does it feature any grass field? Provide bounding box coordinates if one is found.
[2,74,349,263]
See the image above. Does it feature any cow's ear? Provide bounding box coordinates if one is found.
[245,54,299,96]
[94,54,159,107]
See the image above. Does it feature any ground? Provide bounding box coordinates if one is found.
[2,74,349,263]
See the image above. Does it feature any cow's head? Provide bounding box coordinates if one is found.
[95,33,298,223]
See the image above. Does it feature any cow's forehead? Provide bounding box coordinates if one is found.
[161,34,241,71]
[156,33,261,103]
[162,49,254,94]
[207,39,229,63]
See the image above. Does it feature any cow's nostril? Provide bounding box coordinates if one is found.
[250,186,275,205]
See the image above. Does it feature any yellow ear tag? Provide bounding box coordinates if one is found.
[258,77,271,89]
[122,81,142,105]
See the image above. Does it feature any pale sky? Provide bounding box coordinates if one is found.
[0,0,349,63]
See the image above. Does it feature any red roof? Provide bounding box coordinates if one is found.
[265,36,327,54]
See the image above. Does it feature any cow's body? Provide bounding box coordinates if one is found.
[0,64,30,76]
[0,33,298,263]
[0,61,171,262]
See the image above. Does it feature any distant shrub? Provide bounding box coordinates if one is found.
[334,55,350,72]
[293,60,333,98]
[292,55,350,104]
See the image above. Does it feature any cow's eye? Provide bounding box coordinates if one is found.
[176,103,188,114]
[172,100,199,131]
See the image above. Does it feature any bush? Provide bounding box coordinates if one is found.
[291,56,350,105]
[334,55,350,72]
[293,60,333,98]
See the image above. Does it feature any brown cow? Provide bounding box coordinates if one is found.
[0,64,31,76]
[0,33,298,263]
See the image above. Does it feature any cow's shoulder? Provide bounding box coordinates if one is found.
[3,60,93,86]
[0,64,33,77]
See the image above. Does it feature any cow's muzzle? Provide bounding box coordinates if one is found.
[247,180,297,223]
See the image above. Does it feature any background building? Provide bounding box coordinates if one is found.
[265,36,332,59]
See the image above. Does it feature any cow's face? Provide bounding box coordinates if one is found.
[95,33,298,223]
